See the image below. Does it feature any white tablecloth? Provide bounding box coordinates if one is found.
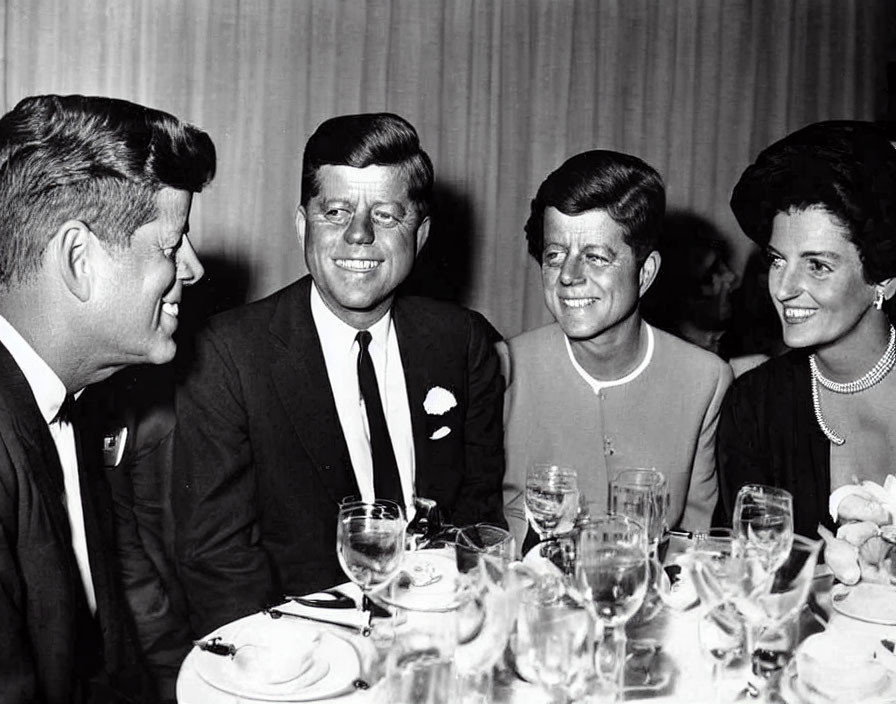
[176,587,722,703]
[176,549,894,704]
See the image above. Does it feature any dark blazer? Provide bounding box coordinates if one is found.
[714,349,833,538]
[172,276,506,637]
[0,343,153,704]
[86,366,191,704]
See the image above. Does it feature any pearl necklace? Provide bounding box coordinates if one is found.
[809,324,896,446]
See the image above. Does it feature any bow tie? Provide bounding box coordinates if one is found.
[53,394,81,425]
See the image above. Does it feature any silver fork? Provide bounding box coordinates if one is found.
[192,636,238,657]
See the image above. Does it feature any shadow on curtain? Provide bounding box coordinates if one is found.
[0,0,888,338]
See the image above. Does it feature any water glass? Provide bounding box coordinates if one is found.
[515,576,595,704]
[609,468,668,556]
[576,515,649,703]
[455,523,516,577]
[525,464,580,540]
[732,484,794,572]
[336,498,405,612]
[608,469,668,624]
[387,606,458,704]
[453,524,520,703]
[733,533,821,702]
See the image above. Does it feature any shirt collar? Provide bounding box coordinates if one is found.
[566,321,655,393]
[0,314,68,424]
[310,283,392,351]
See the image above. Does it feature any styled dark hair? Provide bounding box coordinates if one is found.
[0,94,216,288]
[730,120,896,285]
[300,112,433,216]
[525,150,665,266]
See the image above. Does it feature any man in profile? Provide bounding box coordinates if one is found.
[173,112,505,636]
[0,94,216,703]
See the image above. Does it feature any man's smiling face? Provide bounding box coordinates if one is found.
[540,206,651,341]
[297,164,429,329]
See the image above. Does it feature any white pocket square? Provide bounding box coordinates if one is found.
[430,426,451,440]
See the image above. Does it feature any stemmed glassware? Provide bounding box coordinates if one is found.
[526,464,580,539]
[576,514,650,702]
[685,528,747,703]
[336,498,406,614]
[727,486,817,701]
[525,464,579,568]
[732,534,821,701]
[453,524,520,704]
[732,484,794,572]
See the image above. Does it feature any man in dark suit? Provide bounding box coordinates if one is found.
[0,95,215,703]
[173,113,506,637]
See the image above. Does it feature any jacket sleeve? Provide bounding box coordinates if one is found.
[680,359,733,532]
[451,311,506,528]
[109,418,190,704]
[172,325,277,637]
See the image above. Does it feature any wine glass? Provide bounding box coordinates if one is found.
[730,534,821,702]
[685,528,747,703]
[699,604,747,703]
[515,576,595,704]
[732,484,794,572]
[336,499,406,614]
[525,464,579,540]
[454,523,517,578]
[525,464,579,569]
[576,515,649,703]
[453,524,520,703]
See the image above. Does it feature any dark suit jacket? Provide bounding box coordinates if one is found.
[172,276,506,636]
[0,343,153,704]
[85,366,191,703]
[714,349,833,538]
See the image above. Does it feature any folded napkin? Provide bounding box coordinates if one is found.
[230,618,322,686]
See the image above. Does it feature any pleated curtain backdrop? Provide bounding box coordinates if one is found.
[0,0,888,338]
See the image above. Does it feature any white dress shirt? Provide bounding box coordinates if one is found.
[0,314,96,613]
[310,284,416,515]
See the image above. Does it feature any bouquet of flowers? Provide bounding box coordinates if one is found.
[819,475,896,585]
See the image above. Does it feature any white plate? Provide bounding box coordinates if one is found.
[831,582,896,626]
[379,548,462,611]
[780,658,896,704]
[194,616,361,701]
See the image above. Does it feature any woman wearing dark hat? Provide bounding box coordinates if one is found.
[715,121,896,538]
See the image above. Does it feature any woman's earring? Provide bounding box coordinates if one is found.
[874,290,885,310]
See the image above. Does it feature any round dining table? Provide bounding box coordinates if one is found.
[176,539,896,704]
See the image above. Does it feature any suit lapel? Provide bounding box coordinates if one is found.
[269,278,358,503]
[0,341,104,673]
[0,342,74,547]
[73,412,125,668]
[393,298,437,489]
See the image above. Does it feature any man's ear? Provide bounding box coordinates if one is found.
[414,216,431,257]
[638,250,661,297]
[55,220,94,302]
[295,205,307,250]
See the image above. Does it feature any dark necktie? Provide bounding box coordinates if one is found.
[356,330,402,503]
